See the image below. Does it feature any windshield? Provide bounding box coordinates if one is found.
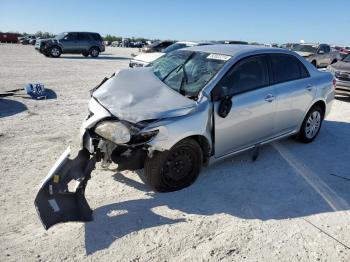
[55,32,68,40]
[292,45,317,53]
[150,50,230,97]
[163,43,188,53]
[342,54,350,62]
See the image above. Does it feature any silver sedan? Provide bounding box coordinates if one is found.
[35,45,334,229]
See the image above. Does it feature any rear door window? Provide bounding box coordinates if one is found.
[270,54,309,84]
[78,33,91,41]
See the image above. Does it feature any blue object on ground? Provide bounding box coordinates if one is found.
[25,83,47,99]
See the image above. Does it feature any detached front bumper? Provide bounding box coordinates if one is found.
[34,147,97,230]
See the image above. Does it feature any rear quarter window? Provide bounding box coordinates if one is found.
[90,33,102,41]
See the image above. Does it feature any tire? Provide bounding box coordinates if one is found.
[89,47,99,58]
[82,51,89,57]
[331,59,337,64]
[49,46,61,58]
[297,105,324,143]
[311,60,317,68]
[145,138,203,192]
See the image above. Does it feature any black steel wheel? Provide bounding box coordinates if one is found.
[145,138,202,192]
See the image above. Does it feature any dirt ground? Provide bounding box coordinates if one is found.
[0,44,350,262]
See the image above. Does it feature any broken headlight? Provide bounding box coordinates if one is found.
[129,130,159,144]
[95,121,131,144]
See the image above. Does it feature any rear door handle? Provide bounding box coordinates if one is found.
[265,94,275,102]
[306,84,313,91]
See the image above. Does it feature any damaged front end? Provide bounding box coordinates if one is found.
[34,68,199,229]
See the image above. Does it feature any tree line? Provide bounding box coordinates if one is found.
[0,30,156,42]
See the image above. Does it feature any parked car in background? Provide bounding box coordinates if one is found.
[20,35,36,45]
[214,40,248,45]
[141,40,174,53]
[280,43,299,50]
[332,46,350,59]
[35,32,105,58]
[292,43,340,68]
[225,40,248,45]
[129,41,144,48]
[0,32,22,43]
[35,44,334,229]
[327,53,350,91]
[264,43,279,48]
[129,41,212,67]
[111,41,121,47]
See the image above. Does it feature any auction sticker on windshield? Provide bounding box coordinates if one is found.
[207,54,231,61]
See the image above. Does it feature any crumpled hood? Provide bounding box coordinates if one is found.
[92,68,196,123]
[295,51,314,57]
[331,61,350,72]
[133,52,165,63]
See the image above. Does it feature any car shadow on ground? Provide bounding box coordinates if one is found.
[0,98,27,118]
[58,56,130,60]
[85,120,350,254]
[43,88,57,99]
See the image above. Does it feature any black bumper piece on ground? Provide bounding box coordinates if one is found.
[34,148,96,230]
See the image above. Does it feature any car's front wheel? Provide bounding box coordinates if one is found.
[145,138,203,192]
[89,47,100,58]
[49,46,61,58]
[297,105,324,143]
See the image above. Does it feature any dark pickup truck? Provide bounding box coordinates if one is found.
[35,32,105,58]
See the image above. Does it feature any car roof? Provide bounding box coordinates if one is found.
[63,32,100,34]
[300,43,328,46]
[183,44,285,57]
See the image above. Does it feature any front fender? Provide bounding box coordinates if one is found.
[146,100,212,151]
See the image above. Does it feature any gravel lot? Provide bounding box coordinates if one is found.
[0,44,350,262]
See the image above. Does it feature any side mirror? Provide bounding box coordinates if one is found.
[218,95,232,118]
[218,86,232,118]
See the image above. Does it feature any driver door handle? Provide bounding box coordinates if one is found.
[265,94,275,103]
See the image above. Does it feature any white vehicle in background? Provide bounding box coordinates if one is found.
[129,41,212,68]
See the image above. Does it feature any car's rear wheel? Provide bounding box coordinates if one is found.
[145,138,202,192]
[89,47,99,58]
[82,51,89,57]
[49,46,61,58]
[297,105,324,143]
